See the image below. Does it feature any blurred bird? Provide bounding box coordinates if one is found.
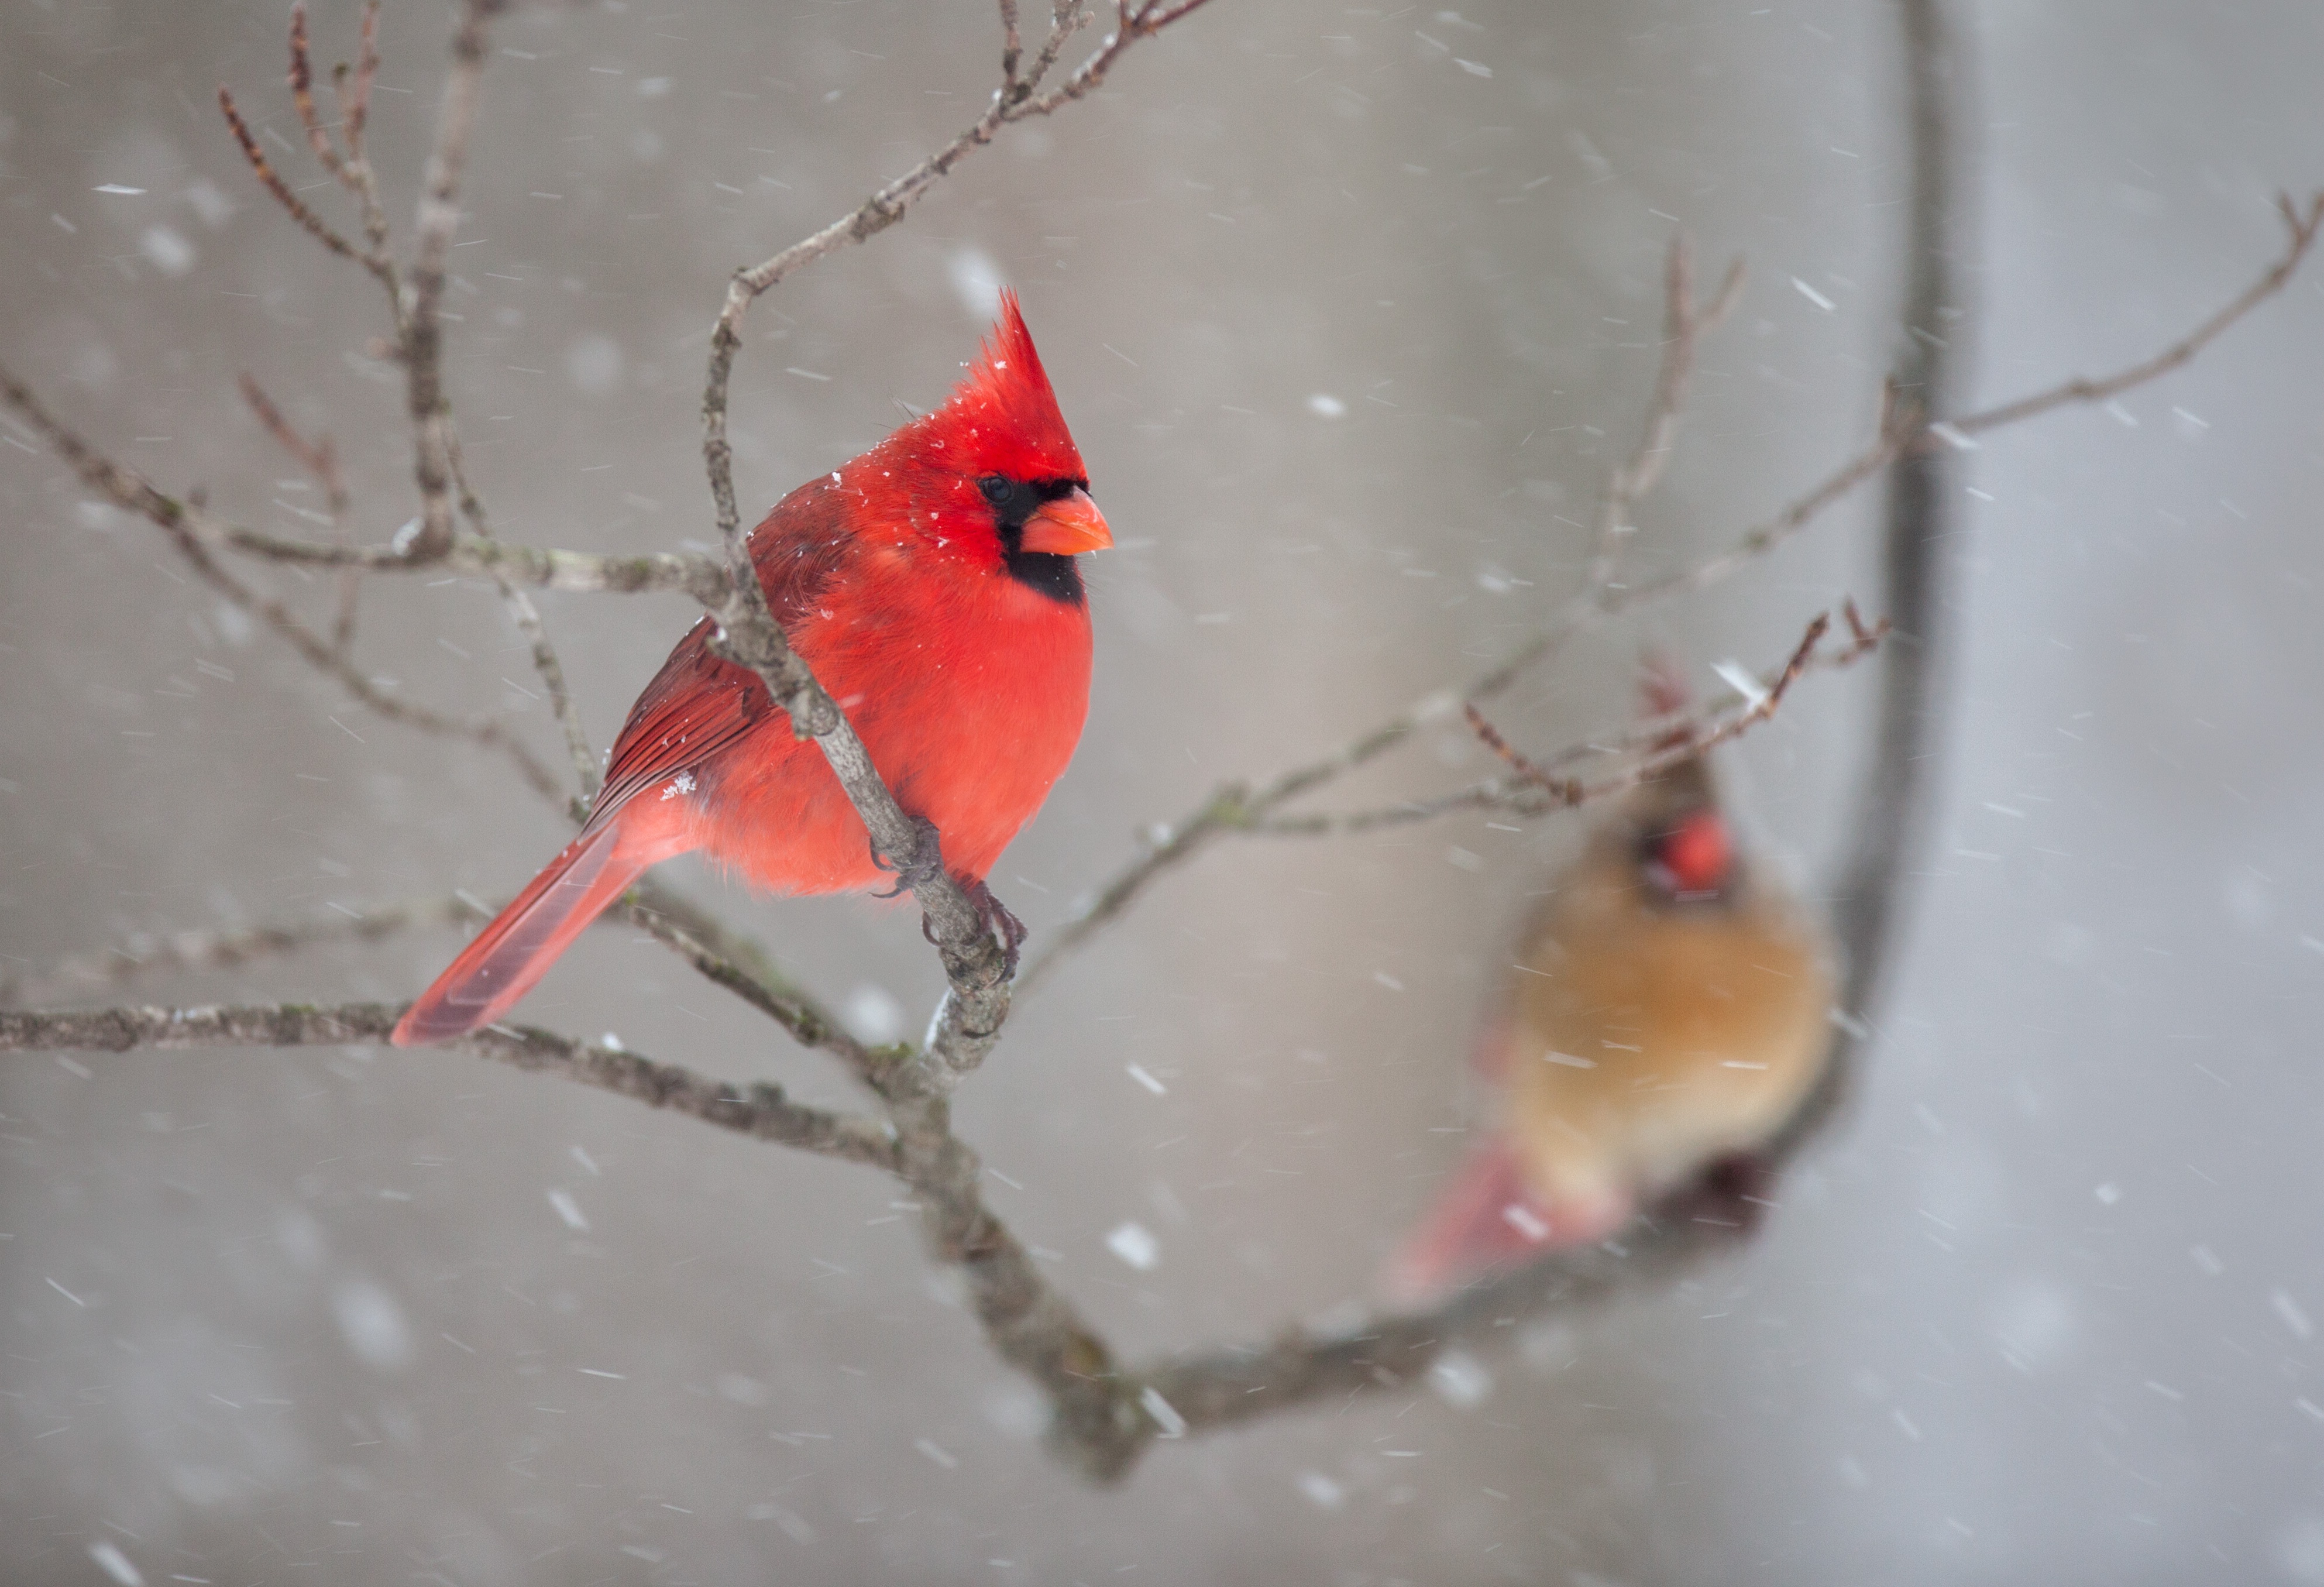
[1383,662,1836,1304]
[393,293,1111,1045]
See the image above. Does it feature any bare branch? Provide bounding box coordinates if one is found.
[1122,1177,1741,1461]
[238,370,360,648]
[403,0,494,561]
[617,885,884,1089]
[1785,0,1980,1169]
[336,0,396,267]
[1582,233,1747,596]
[215,85,362,264]
[218,522,731,601]
[0,1002,900,1172]
[1600,382,1911,614]
[1952,190,2323,435]
[444,430,598,801]
[1239,607,1886,839]
[0,896,491,1007]
[0,994,1129,1464]
[287,1,346,181]
[1032,186,2320,988]
[0,359,564,804]
[237,373,348,515]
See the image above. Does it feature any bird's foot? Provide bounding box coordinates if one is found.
[968,878,1028,977]
[919,876,1027,978]
[1683,1151,1776,1237]
[869,816,946,900]
[872,822,1025,976]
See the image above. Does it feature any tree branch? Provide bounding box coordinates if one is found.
[693,0,1214,1093]
[0,1002,900,1170]
[0,895,491,1007]
[1051,0,1986,1482]
[402,0,493,561]
[0,362,564,805]
[0,994,1132,1468]
[1244,604,1886,839]
[1792,0,1979,1154]
[1023,181,2322,991]
[215,85,363,266]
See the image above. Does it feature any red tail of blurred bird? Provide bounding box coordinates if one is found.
[1383,659,1836,1304]
[392,294,1112,1046]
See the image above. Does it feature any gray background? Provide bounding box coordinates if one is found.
[3,1,2321,1581]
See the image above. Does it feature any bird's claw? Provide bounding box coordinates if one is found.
[869,816,946,900]
[918,877,1027,977]
[871,820,1025,976]
[970,878,1028,977]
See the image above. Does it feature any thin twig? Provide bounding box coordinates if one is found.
[617,885,883,1088]
[1241,607,1885,839]
[403,0,494,561]
[238,370,361,649]
[1583,232,1745,595]
[336,0,397,275]
[287,2,346,181]
[1023,184,2322,992]
[0,1003,901,1171]
[236,373,348,515]
[445,430,598,800]
[217,521,731,600]
[0,895,492,1007]
[216,85,361,263]
[1953,191,2323,436]
[0,360,563,803]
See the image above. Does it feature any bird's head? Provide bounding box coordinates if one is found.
[865,290,1112,604]
[1622,657,1738,905]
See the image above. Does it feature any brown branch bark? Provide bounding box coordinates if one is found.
[215,85,362,264]
[238,370,361,649]
[0,895,491,1007]
[1244,605,1886,838]
[402,0,493,561]
[0,990,1133,1464]
[0,1002,900,1171]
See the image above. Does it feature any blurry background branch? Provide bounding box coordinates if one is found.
[1017,173,2318,997]
[1,0,2315,1491]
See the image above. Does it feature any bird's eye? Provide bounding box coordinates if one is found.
[977,475,1010,504]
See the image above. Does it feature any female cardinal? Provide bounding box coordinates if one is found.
[1383,663,1836,1304]
[392,293,1111,1046]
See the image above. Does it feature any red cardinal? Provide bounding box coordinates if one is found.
[392,293,1111,1046]
[1382,660,1835,1304]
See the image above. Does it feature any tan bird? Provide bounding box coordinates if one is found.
[1384,666,1837,1304]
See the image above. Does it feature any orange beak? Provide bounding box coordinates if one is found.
[1019,487,1113,557]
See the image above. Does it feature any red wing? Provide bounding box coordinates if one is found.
[583,482,855,833]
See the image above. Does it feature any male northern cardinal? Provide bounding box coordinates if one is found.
[1383,664,1836,1303]
[392,293,1111,1046]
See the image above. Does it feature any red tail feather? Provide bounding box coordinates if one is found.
[390,812,689,1046]
[1380,1138,1629,1307]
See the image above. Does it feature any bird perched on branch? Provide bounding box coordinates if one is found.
[393,293,1111,1045]
[1383,662,1836,1304]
